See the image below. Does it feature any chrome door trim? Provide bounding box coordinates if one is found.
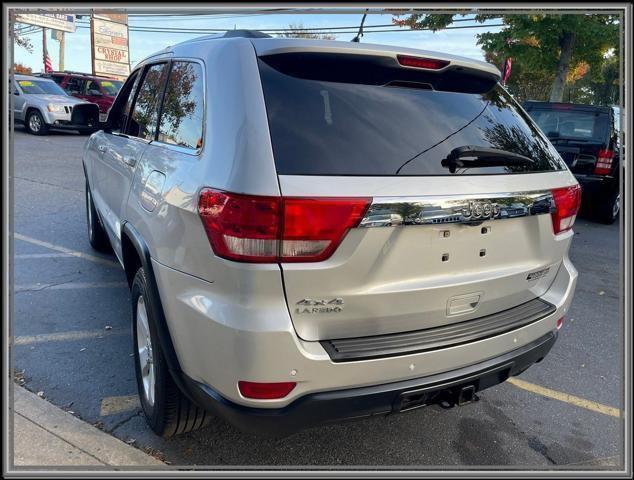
[358,190,555,227]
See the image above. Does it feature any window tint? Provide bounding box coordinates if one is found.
[85,80,101,95]
[49,75,64,86]
[108,71,139,134]
[65,77,84,94]
[258,56,565,176]
[157,61,204,150]
[528,109,609,142]
[127,63,168,140]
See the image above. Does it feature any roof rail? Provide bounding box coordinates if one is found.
[222,29,271,38]
[176,29,271,47]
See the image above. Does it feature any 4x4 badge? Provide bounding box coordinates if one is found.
[296,298,344,314]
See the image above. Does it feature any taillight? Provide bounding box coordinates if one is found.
[198,189,371,263]
[556,317,564,330]
[550,185,582,235]
[238,381,296,399]
[397,55,450,70]
[594,149,614,175]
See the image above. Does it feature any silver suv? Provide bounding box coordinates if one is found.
[82,31,580,437]
[12,74,98,135]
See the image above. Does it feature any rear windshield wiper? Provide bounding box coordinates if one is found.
[441,146,534,173]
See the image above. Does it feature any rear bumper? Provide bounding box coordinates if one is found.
[575,173,618,200]
[181,331,557,436]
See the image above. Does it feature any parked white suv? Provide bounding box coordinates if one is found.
[82,31,579,437]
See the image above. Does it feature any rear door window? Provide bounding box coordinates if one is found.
[65,77,84,95]
[156,61,205,151]
[528,108,609,142]
[258,54,565,176]
[127,63,169,141]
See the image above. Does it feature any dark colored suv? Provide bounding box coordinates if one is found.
[523,101,622,224]
[39,71,124,122]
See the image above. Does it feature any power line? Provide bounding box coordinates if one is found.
[73,20,501,35]
[74,15,485,32]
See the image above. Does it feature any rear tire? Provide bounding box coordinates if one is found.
[85,180,111,252]
[593,191,620,224]
[25,110,49,135]
[131,268,211,437]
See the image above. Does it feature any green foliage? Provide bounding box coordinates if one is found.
[393,12,620,105]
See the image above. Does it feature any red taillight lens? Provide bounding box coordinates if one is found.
[397,55,450,70]
[556,317,564,330]
[281,197,371,262]
[238,381,296,399]
[593,149,614,175]
[550,185,582,235]
[198,189,371,263]
[198,190,281,263]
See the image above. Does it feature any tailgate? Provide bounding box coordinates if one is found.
[278,175,576,341]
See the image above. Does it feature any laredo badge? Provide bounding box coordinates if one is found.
[296,298,344,314]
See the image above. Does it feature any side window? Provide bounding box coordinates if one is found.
[109,71,140,134]
[157,61,205,150]
[85,80,101,95]
[65,77,84,95]
[127,63,169,141]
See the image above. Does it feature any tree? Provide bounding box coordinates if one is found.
[393,13,619,102]
[14,63,32,74]
[11,17,34,52]
[279,23,336,40]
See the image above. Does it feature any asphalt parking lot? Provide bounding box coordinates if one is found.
[11,126,623,468]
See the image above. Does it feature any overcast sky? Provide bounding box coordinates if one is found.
[14,11,504,74]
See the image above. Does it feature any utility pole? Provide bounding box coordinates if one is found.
[59,31,65,71]
[42,27,47,71]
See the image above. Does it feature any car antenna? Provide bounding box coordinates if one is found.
[351,9,368,42]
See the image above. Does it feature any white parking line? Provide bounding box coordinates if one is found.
[14,233,118,267]
[14,329,130,345]
[15,281,128,292]
[100,395,140,416]
[15,253,74,259]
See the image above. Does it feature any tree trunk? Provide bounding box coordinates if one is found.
[549,31,575,102]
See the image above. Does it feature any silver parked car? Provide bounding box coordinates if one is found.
[12,74,98,135]
[82,31,580,437]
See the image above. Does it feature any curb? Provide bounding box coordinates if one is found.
[12,386,164,468]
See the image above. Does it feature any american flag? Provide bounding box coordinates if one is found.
[44,50,53,73]
[502,57,512,85]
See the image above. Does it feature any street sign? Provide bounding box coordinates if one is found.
[51,29,64,41]
[91,15,130,79]
[15,13,76,33]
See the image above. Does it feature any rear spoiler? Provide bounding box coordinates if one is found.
[251,38,501,81]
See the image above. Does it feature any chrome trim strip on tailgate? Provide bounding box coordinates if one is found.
[359,190,555,227]
[321,298,556,362]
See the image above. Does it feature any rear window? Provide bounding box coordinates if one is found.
[258,54,565,176]
[527,107,609,142]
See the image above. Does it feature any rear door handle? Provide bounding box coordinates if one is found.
[122,155,137,167]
